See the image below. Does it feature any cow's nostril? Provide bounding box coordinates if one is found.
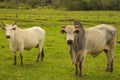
[6,35,10,38]
[67,40,73,44]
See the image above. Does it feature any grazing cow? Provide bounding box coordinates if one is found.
[1,20,45,65]
[61,20,117,76]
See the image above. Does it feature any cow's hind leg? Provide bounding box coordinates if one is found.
[40,48,44,61]
[105,30,117,72]
[36,47,40,62]
[36,48,44,62]
[108,49,114,72]
[36,41,44,62]
[104,49,114,72]
[104,49,110,71]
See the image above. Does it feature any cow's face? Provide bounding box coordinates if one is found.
[61,25,80,45]
[2,24,16,39]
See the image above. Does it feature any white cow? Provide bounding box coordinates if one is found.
[61,20,117,76]
[1,21,45,65]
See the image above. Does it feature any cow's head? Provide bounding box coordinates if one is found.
[61,25,80,45]
[1,14,18,39]
[61,21,84,65]
[1,20,17,39]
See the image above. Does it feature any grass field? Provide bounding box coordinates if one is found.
[0,9,120,80]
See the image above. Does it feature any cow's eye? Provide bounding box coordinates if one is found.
[11,27,16,30]
[61,30,66,34]
[74,30,80,34]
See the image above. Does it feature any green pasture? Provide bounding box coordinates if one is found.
[0,9,120,80]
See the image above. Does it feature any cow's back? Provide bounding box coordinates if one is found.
[23,27,45,50]
[85,24,116,54]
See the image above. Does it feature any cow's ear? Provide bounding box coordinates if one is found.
[60,30,66,34]
[74,30,80,34]
[11,27,16,30]
[2,27,6,30]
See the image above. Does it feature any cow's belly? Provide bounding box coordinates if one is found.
[24,39,39,50]
[87,42,106,57]
[86,36,110,57]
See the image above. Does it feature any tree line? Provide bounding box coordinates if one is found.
[0,0,120,10]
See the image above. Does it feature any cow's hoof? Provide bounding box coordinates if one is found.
[105,68,109,72]
[20,63,23,66]
[79,74,82,77]
[12,63,16,65]
[40,58,44,61]
[105,68,113,72]
[36,60,39,62]
[108,69,113,72]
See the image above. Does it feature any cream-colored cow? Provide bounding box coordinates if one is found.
[1,21,45,65]
[61,20,117,76]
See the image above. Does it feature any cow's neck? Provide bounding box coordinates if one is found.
[73,30,86,53]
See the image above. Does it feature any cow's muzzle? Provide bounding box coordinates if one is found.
[6,35,10,39]
[67,40,73,45]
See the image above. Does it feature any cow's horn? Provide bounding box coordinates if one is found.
[13,14,18,26]
[1,20,6,26]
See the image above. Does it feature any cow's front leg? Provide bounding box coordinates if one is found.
[79,56,85,77]
[79,61,82,76]
[13,52,16,65]
[75,64,78,75]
